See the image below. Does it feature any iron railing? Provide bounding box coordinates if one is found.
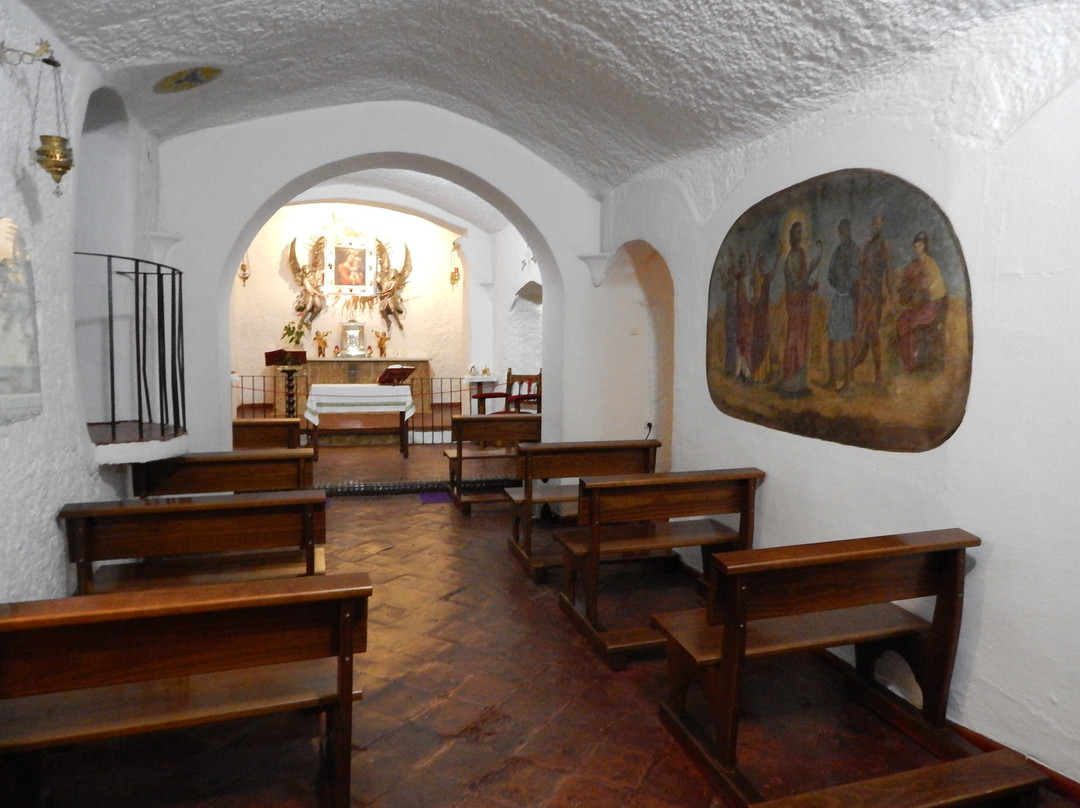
[75,252,186,442]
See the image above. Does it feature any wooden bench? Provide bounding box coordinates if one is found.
[554,467,765,668]
[232,417,303,449]
[131,447,315,496]
[443,413,542,514]
[0,572,373,808]
[504,439,660,581]
[650,528,1046,807]
[59,489,327,595]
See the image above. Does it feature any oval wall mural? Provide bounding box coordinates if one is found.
[706,169,972,452]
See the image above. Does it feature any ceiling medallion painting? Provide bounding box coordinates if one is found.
[706,169,972,452]
[153,66,222,94]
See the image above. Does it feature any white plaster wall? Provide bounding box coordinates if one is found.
[491,225,542,378]
[460,234,495,373]
[607,11,1080,781]
[230,201,465,378]
[157,101,602,450]
[0,3,115,601]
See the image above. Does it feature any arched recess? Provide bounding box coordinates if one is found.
[219,152,566,435]
[73,88,136,428]
[605,240,674,471]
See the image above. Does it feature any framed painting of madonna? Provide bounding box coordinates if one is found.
[706,169,972,452]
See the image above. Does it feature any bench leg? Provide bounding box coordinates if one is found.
[664,640,697,716]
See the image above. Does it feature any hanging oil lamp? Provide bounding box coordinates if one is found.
[33,51,73,191]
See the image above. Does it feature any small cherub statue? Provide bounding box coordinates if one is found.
[374,330,390,357]
[313,330,331,357]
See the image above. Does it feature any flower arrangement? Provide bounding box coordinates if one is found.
[281,319,310,346]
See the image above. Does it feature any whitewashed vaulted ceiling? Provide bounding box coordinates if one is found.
[25,0,1072,192]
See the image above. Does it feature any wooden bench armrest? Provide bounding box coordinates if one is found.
[652,603,930,666]
[751,750,1046,808]
[716,528,980,576]
[0,658,361,752]
[556,518,739,557]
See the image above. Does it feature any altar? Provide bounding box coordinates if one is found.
[304,383,416,458]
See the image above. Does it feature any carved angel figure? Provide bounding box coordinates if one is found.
[287,236,326,329]
[375,239,411,332]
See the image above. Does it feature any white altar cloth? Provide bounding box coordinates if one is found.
[303,383,416,425]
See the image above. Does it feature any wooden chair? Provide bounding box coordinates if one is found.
[471,369,542,414]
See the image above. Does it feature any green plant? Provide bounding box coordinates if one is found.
[281,319,310,346]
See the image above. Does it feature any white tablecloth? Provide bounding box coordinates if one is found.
[303,383,416,425]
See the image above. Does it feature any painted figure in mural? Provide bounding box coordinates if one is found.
[720,250,740,375]
[750,247,777,382]
[313,331,330,357]
[896,231,947,373]
[852,214,892,385]
[734,251,754,380]
[778,221,820,396]
[825,218,859,391]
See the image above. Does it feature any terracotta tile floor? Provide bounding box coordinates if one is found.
[24,445,1076,807]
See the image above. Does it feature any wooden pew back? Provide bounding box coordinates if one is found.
[579,468,765,549]
[131,447,314,496]
[0,573,368,698]
[515,439,659,481]
[59,489,327,594]
[710,528,976,625]
[450,413,542,447]
[232,417,303,449]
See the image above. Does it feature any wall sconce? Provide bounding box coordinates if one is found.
[238,252,251,286]
[1,37,73,191]
[449,240,462,287]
